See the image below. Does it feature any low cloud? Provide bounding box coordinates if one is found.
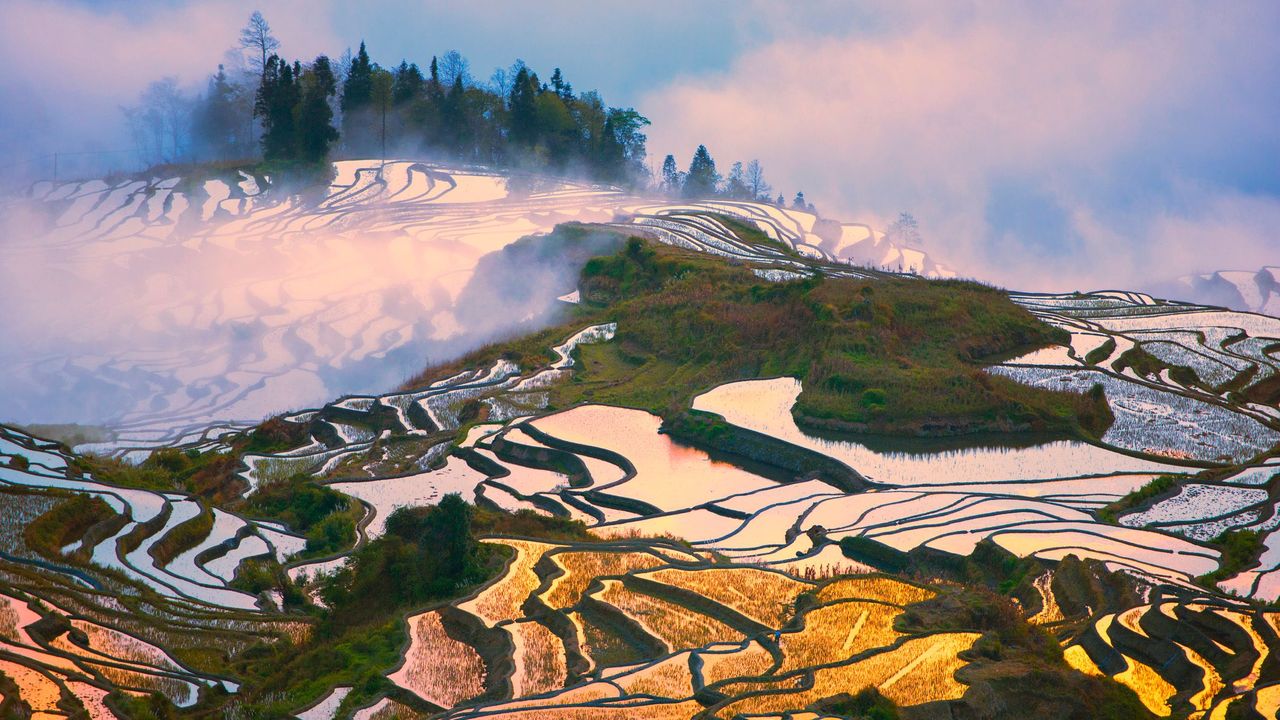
[643,2,1280,291]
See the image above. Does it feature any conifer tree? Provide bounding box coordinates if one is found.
[683,144,720,198]
[342,41,374,113]
[508,66,538,148]
[392,61,424,105]
[725,161,748,199]
[661,154,679,193]
[296,56,339,164]
[255,55,299,160]
[193,65,240,160]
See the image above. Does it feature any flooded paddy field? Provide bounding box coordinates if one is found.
[2,162,1279,717]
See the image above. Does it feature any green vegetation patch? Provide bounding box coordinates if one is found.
[25,495,116,556]
[1097,474,1179,523]
[559,237,1110,437]
[1199,529,1264,587]
[149,505,214,566]
[242,474,357,557]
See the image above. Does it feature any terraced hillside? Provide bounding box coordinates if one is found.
[2,161,1279,719]
[0,161,946,460]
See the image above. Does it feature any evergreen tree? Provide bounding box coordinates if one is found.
[193,65,240,160]
[255,55,299,160]
[725,161,749,199]
[507,66,539,148]
[441,74,467,156]
[887,212,923,247]
[792,191,807,210]
[295,56,339,164]
[593,116,624,181]
[392,61,424,105]
[341,42,375,153]
[428,56,442,98]
[341,41,374,113]
[661,154,679,194]
[683,144,720,198]
[549,68,573,100]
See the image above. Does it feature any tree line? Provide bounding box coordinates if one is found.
[659,144,812,212]
[129,11,650,183]
[125,10,829,211]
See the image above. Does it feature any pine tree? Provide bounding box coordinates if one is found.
[661,154,679,194]
[392,61,424,105]
[725,161,748,199]
[887,212,923,247]
[441,74,467,157]
[341,41,374,113]
[683,144,720,198]
[255,55,299,161]
[792,191,807,210]
[508,66,538,148]
[296,56,339,164]
[193,65,239,160]
[593,116,624,181]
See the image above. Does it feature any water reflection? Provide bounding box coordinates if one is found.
[692,378,1182,485]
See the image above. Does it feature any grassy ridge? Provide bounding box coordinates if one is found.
[557,237,1110,437]
[25,495,116,556]
[149,505,214,566]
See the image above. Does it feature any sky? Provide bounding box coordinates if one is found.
[1,0,1277,290]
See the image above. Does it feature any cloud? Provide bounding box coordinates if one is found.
[642,2,1280,291]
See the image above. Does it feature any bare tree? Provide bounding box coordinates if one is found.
[122,78,191,164]
[239,11,280,76]
[489,67,510,97]
[335,47,354,85]
[745,159,770,200]
[440,50,470,87]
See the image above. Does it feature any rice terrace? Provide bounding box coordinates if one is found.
[1,3,1279,719]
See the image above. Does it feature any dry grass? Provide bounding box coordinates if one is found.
[645,567,809,627]
[716,632,979,717]
[596,579,743,652]
[66,680,115,720]
[1180,642,1224,713]
[540,550,666,609]
[460,539,557,627]
[389,611,486,708]
[697,641,775,686]
[1256,684,1280,719]
[65,619,180,670]
[0,658,62,713]
[777,601,901,673]
[508,620,568,698]
[460,699,705,719]
[1114,656,1176,717]
[1063,645,1104,676]
[613,653,695,698]
[1027,572,1064,625]
[816,576,934,606]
